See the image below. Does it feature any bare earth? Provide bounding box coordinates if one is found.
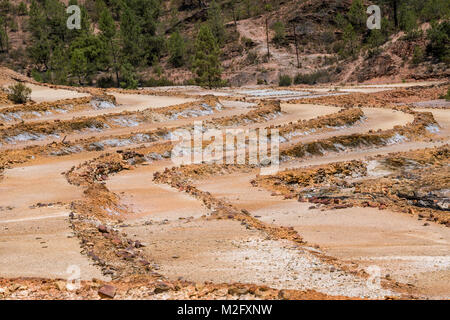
[0,77,449,300]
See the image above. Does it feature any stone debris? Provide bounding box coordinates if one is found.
[98,285,117,299]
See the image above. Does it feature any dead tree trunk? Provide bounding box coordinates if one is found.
[266,17,270,59]
[293,24,300,68]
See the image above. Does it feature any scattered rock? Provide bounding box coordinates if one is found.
[228,287,248,296]
[98,225,109,233]
[55,281,66,291]
[98,285,116,298]
[154,282,172,294]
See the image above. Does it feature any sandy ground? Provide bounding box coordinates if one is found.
[26,84,90,102]
[111,93,195,111]
[0,77,448,299]
[193,164,450,299]
[0,103,251,151]
[107,161,208,222]
[414,107,450,136]
[0,215,106,280]
[117,217,392,298]
[0,155,107,281]
[280,103,341,120]
[0,101,417,285]
[282,107,415,148]
[411,99,450,108]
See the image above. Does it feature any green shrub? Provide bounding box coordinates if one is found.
[168,30,186,68]
[241,36,256,50]
[246,51,259,65]
[323,56,337,66]
[411,46,424,65]
[9,19,18,32]
[402,29,424,41]
[97,76,116,88]
[427,21,450,65]
[443,88,450,101]
[278,74,292,87]
[272,21,287,46]
[320,31,335,44]
[31,69,43,83]
[366,29,386,48]
[7,82,32,104]
[294,69,331,85]
[367,47,382,59]
[17,2,28,16]
[332,41,345,54]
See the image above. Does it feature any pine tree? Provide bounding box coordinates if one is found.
[342,22,358,58]
[120,62,139,89]
[168,30,186,68]
[207,0,225,45]
[120,5,145,67]
[70,48,88,85]
[347,0,366,33]
[49,45,69,84]
[69,33,106,85]
[0,0,10,53]
[133,0,162,64]
[0,15,8,53]
[264,2,272,59]
[243,0,252,18]
[192,25,222,88]
[27,0,66,71]
[427,21,450,65]
[99,8,120,86]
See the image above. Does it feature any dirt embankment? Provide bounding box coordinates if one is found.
[277,107,364,137]
[0,94,116,122]
[0,90,11,105]
[282,111,438,158]
[291,85,450,109]
[0,97,223,144]
[255,145,449,226]
[0,70,446,299]
[0,275,352,300]
[59,144,359,299]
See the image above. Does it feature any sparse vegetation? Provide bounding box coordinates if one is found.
[427,21,450,65]
[7,82,31,104]
[294,69,331,85]
[241,36,256,50]
[443,88,450,101]
[411,46,425,65]
[272,21,287,46]
[278,74,292,86]
[246,50,259,65]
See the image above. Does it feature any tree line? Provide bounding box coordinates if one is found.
[0,0,225,88]
[0,0,448,88]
